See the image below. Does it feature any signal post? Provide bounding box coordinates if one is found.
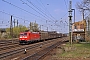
[68,0,72,45]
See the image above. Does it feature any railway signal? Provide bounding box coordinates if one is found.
[68,0,72,45]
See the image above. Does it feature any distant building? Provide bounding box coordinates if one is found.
[72,20,86,42]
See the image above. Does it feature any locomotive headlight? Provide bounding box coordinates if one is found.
[20,37,22,38]
[24,37,27,38]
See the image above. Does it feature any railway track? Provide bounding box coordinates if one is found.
[0,37,68,60]
[0,38,58,60]
[0,44,40,59]
[0,44,20,51]
[22,41,66,60]
[0,40,19,46]
[9,37,68,60]
[0,39,18,44]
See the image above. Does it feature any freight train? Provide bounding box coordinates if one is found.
[19,31,66,44]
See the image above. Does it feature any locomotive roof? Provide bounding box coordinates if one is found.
[20,31,39,34]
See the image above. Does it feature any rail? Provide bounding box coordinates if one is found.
[22,41,67,60]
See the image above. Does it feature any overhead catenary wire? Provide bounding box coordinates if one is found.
[1,0,69,32]
[35,0,62,28]
[0,10,32,26]
[0,11,53,31]
[39,0,69,27]
[39,0,57,21]
[20,0,51,21]
[26,0,54,21]
[0,10,28,22]
[35,0,69,27]
[2,0,49,21]
[39,0,69,32]
[0,20,9,24]
[63,0,68,10]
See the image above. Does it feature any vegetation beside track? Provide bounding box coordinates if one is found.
[59,42,90,58]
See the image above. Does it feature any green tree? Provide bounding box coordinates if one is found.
[6,25,28,38]
[30,22,39,32]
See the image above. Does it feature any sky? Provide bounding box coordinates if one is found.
[0,0,82,33]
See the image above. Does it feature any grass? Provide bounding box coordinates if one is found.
[59,42,90,58]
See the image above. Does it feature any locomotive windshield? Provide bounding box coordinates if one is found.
[20,34,23,36]
[24,33,27,36]
[20,33,27,36]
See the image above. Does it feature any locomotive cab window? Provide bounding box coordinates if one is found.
[20,34,24,36]
[24,33,27,36]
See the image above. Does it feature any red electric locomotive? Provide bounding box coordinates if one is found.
[19,31,40,44]
[19,30,64,44]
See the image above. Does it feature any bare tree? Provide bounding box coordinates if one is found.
[76,0,90,19]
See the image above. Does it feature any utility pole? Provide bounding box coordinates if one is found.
[40,25,41,31]
[17,20,18,27]
[30,22,32,31]
[46,20,48,32]
[68,0,72,45]
[10,15,13,37]
[47,27,48,32]
[80,8,88,20]
[87,18,89,36]
[82,9,84,20]
[14,19,15,28]
[35,21,36,32]
[40,25,41,40]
